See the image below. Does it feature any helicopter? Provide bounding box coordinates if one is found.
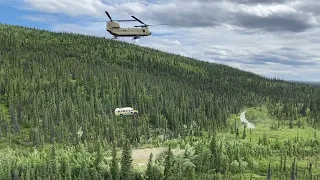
[103,11,169,40]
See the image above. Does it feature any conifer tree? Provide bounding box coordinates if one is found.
[120,140,133,180]
[94,141,104,167]
[290,157,296,180]
[164,144,174,180]
[242,124,247,139]
[145,153,154,180]
[267,162,271,180]
[210,132,221,172]
[111,142,120,180]
[308,161,312,179]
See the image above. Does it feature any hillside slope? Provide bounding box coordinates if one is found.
[0,24,319,147]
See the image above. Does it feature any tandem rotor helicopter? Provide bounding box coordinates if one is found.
[102,11,169,40]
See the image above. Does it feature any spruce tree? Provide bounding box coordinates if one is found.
[290,157,296,180]
[308,161,312,179]
[242,124,247,139]
[164,144,174,180]
[267,162,271,180]
[145,153,153,180]
[120,140,133,180]
[111,143,120,180]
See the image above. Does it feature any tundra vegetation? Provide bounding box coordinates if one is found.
[0,24,319,179]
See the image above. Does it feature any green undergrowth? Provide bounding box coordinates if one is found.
[0,97,9,120]
[215,106,320,179]
[246,105,316,140]
[0,106,319,179]
[132,105,320,179]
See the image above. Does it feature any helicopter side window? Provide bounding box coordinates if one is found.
[142,29,145,32]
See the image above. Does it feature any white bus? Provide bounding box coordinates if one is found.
[114,107,139,116]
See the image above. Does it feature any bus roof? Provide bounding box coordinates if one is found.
[115,107,133,110]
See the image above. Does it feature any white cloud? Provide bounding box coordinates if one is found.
[229,3,296,17]
[19,0,320,81]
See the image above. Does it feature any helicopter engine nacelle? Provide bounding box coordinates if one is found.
[107,22,120,30]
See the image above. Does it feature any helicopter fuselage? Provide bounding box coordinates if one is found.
[106,22,151,38]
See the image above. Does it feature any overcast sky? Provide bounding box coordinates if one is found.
[1,0,320,82]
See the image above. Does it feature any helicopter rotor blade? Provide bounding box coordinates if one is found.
[131,16,146,25]
[134,25,148,27]
[147,24,171,26]
[115,20,137,22]
[105,11,112,21]
[134,24,170,27]
[92,19,136,22]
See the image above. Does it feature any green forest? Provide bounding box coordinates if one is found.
[0,24,320,179]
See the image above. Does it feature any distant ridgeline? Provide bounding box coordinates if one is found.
[0,23,319,146]
[299,81,320,88]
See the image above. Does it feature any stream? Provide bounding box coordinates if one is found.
[240,111,255,128]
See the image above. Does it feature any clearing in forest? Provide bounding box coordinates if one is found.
[131,147,184,171]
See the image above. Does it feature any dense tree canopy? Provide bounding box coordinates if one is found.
[0,23,320,179]
[0,24,319,147]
